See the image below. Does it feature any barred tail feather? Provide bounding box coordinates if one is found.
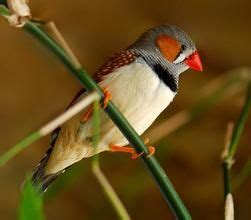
[31,88,87,192]
[32,128,63,192]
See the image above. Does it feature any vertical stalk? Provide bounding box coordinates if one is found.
[222,83,251,197]
[222,162,232,198]
[221,83,251,220]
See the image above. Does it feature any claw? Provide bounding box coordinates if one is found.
[80,87,111,123]
[146,146,155,158]
[102,87,112,109]
[131,151,144,160]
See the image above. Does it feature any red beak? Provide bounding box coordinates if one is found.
[185,51,203,71]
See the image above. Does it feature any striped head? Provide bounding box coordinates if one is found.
[129,25,203,76]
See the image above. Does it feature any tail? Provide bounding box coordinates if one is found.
[32,148,63,193]
[32,128,63,193]
[32,89,87,192]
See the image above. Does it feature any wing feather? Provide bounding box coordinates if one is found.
[32,50,137,191]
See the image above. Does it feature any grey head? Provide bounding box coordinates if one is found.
[129,25,202,91]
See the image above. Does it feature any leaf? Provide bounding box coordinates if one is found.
[19,178,44,220]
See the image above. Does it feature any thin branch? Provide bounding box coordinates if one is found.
[221,82,251,220]
[44,21,81,68]
[0,92,100,167]
[222,82,251,197]
[222,123,234,198]
[226,83,251,160]
[92,162,130,220]
[221,123,234,161]
[0,6,191,219]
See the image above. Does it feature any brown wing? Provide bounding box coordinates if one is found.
[94,50,137,82]
[66,50,137,108]
[65,50,137,108]
[32,50,137,191]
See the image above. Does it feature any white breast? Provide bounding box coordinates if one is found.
[45,60,176,174]
[97,59,176,146]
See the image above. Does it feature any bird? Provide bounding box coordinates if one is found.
[32,24,203,192]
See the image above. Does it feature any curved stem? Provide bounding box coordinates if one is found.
[0,7,191,219]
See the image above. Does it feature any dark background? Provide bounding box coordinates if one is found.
[0,0,250,219]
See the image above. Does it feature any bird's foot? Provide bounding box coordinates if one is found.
[109,143,155,159]
[101,87,112,109]
[130,146,155,159]
[80,87,111,123]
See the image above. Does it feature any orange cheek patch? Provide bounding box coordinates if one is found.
[156,35,181,62]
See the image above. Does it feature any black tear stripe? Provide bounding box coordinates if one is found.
[153,64,178,92]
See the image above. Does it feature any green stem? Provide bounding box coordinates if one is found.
[0,92,99,167]
[0,132,41,167]
[227,84,251,160]
[0,7,191,219]
[222,83,251,197]
[26,19,190,219]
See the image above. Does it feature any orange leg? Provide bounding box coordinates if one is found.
[80,88,112,123]
[109,144,155,159]
[102,87,112,109]
[80,106,93,123]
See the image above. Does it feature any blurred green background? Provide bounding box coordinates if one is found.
[0,0,251,219]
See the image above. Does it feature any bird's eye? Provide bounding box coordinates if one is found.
[181,44,186,51]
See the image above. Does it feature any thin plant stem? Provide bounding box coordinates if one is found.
[226,83,251,160]
[0,92,100,166]
[92,161,131,220]
[92,100,130,220]
[221,82,251,220]
[222,123,234,198]
[222,82,251,197]
[0,132,40,167]
[44,21,81,68]
[222,163,232,199]
[0,7,191,219]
